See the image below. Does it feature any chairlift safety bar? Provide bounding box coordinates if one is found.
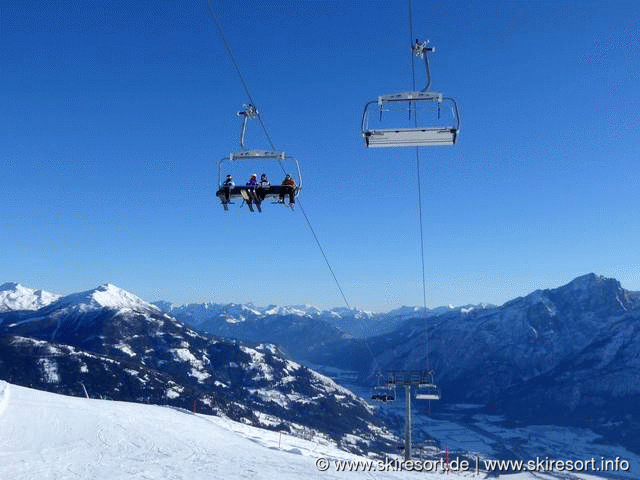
[361,94,460,133]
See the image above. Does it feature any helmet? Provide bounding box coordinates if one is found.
[226,174,232,179]
[251,173,257,178]
[285,174,291,179]
[261,174,267,179]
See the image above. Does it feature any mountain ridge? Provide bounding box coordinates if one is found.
[0,283,61,313]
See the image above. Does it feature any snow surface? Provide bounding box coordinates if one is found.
[0,282,60,312]
[0,382,602,480]
[54,283,160,313]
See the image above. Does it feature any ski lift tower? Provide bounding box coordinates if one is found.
[378,370,440,461]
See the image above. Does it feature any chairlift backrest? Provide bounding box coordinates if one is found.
[217,150,302,192]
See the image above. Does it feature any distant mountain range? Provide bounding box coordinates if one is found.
[154,273,640,454]
[0,283,396,454]
[4,274,640,454]
[152,301,435,338]
[152,299,488,362]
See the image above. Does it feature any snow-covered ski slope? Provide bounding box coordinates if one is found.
[0,381,601,480]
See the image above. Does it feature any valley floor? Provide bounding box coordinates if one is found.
[313,367,639,480]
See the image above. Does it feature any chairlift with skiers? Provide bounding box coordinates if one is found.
[216,105,302,212]
[370,372,396,403]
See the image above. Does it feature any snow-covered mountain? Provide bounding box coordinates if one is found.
[0,284,396,454]
[154,301,385,337]
[362,273,640,400]
[498,306,640,453]
[49,283,160,314]
[152,300,492,363]
[0,282,60,312]
[6,275,640,457]
[156,274,640,456]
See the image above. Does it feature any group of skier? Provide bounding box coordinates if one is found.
[221,173,296,209]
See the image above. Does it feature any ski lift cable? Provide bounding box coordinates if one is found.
[409,0,416,93]
[409,0,431,372]
[204,1,283,173]
[207,3,407,454]
[206,0,394,386]
[408,0,416,119]
[204,0,351,310]
[296,199,351,309]
[205,0,257,113]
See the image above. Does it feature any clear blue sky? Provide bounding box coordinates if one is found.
[2,0,639,311]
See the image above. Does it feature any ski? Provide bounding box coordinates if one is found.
[240,189,255,212]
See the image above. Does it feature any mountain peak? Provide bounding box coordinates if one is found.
[53,283,159,313]
[0,282,61,312]
[545,273,631,314]
[559,273,623,297]
[91,283,158,311]
[566,272,610,288]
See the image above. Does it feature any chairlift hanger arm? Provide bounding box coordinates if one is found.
[236,104,259,150]
[412,39,434,93]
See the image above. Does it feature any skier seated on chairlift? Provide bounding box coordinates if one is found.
[257,173,270,202]
[222,174,235,202]
[279,174,296,205]
[245,174,258,204]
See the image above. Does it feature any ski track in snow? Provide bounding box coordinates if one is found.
[0,381,9,416]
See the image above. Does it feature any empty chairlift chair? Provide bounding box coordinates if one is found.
[361,40,460,148]
[415,371,441,401]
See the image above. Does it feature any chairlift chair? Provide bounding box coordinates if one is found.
[216,150,303,209]
[216,105,303,210]
[371,388,395,403]
[371,372,396,403]
[361,39,460,148]
[415,384,441,401]
[415,370,441,401]
[371,390,396,403]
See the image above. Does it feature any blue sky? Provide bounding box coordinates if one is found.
[2,0,639,311]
